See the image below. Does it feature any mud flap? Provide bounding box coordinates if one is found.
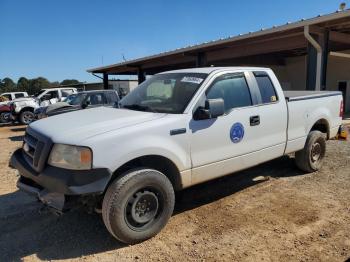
[336,125,348,140]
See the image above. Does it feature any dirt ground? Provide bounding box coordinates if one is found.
[0,124,349,262]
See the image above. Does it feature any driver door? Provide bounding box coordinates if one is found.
[189,72,261,185]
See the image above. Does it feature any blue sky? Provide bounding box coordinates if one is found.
[0,0,345,83]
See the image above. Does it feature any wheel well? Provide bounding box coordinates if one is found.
[109,155,183,191]
[20,107,34,114]
[310,119,329,139]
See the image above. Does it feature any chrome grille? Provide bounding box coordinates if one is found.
[22,128,52,172]
[23,133,38,165]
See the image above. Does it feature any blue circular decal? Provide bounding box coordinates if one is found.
[230,123,244,143]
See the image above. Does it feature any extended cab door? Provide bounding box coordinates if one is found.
[189,71,261,184]
[189,70,287,185]
[248,71,287,154]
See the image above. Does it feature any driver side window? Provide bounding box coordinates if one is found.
[42,90,59,101]
[86,93,105,105]
[206,74,252,113]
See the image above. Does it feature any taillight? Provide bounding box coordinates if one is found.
[340,100,344,118]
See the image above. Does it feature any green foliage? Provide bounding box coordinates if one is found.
[0,77,81,95]
[0,77,16,92]
[28,77,51,95]
[60,79,81,86]
[17,77,29,93]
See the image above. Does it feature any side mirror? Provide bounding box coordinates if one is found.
[193,98,225,120]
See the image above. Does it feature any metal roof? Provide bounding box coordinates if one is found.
[87,9,350,74]
[158,66,270,75]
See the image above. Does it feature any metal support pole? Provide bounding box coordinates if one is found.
[304,25,322,91]
[138,69,145,84]
[321,30,329,90]
[103,73,109,89]
[196,52,207,67]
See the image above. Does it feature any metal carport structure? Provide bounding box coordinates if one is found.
[87,9,350,92]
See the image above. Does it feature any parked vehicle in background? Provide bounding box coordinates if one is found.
[0,92,28,105]
[10,67,343,244]
[35,90,120,119]
[10,87,77,124]
[0,104,11,123]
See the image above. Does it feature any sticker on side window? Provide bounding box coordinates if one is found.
[181,76,203,84]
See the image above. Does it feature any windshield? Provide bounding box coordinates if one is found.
[66,93,86,105]
[119,73,208,113]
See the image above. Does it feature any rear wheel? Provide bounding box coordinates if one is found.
[102,168,175,244]
[19,110,34,125]
[295,131,326,172]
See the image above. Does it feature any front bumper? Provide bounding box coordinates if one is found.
[10,148,112,210]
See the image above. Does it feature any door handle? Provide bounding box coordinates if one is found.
[250,115,260,126]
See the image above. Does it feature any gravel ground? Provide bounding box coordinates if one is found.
[0,124,349,261]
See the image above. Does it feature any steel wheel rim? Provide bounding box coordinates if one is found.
[3,113,10,121]
[125,188,163,231]
[23,112,33,124]
[0,113,8,121]
[311,142,322,162]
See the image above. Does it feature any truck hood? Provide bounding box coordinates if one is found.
[29,107,166,143]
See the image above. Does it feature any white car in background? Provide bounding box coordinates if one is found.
[10,87,77,124]
[0,92,28,105]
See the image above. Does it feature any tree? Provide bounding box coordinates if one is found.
[50,81,60,87]
[0,77,16,92]
[17,77,30,92]
[60,79,80,86]
[28,77,51,95]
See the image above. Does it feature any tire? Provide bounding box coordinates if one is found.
[0,112,10,123]
[295,131,326,173]
[102,168,175,244]
[19,110,34,125]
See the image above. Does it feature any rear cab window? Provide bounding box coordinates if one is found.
[253,72,278,104]
[15,93,25,98]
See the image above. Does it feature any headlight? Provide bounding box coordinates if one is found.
[48,144,92,170]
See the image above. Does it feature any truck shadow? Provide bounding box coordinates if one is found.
[0,155,304,261]
[10,127,27,132]
[0,191,124,261]
[0,122,23,128]
[174,155,303,214]
[8,135,24,142]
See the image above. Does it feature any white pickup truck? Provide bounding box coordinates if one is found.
[10,67,343,244]
[0,92,28,105]
[10,87,77,124]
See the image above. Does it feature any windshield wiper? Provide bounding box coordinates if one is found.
[122,104,157,113]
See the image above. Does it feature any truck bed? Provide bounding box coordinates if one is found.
[284,91,342,102]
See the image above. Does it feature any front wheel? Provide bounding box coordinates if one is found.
[0,112,10,123]
[102,168,175,244]
[295,131,326,173]
[19,110,34,125]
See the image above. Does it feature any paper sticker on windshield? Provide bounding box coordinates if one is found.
[181,76,203,84]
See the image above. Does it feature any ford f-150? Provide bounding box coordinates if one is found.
[10,67,343,244]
